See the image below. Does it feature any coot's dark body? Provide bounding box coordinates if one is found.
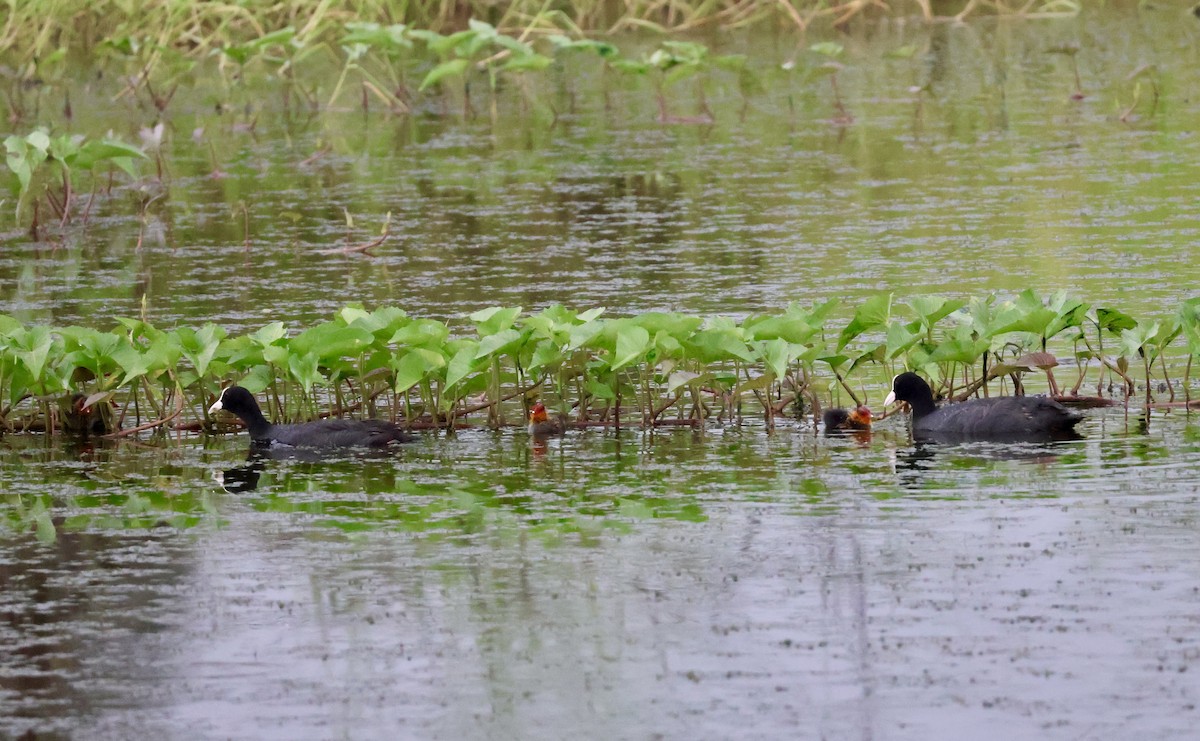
[885,372,1083,442]
[209,386,413,449]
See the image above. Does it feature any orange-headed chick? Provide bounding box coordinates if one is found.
[823,404,872,434]
[528,402,566,436]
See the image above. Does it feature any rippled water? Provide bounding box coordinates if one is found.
[3,9,1199,329]
[4,5,1200,739]
[3,407,1200,738]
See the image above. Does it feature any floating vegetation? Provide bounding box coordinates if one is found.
[1,292,1197,437]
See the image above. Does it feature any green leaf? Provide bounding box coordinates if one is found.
[818,353,851,371]
[662,40,707,61]
[14,326,54,382]
[262,344,288,366]
[928,331,987,364]
[346,306,410,340]
[471,306,523,336]
[26,130,50,154]
[885,321,920,360]
[736,374,773,394]
[1119,321,1159,359]
[257,27,296,49]
[290,323,374,361]
[0,314,22,335]
[340,22,411,51]
[810,42,844,58]
[578,307,606,322]
[611,325,651,371]
[1097,307,1137,333]
[338,306,371,326]
[525,340,563,376]
[389,318,449,347]
[757,339,791,379]
[742,313,818,344]
[287,352,323,394]
[252,321,288,347]
[175,323,226,378]
[34,509,57,544]
[663,63,699,87]
[608,58,650,75]
[547,36,618,58]
[838,293,891,350]
[420,58,470,91]
[111,344,155,383]
[1043,292,1089,339]
[467,19,497,37]
[667,370,706,394]
[567,319,606,351]
[475,328,524,359]
[1178,299,1200,356]
[688,328,754,364]
[491,33,534,57]
[654,331,684,359]
[444,345,480,390]
[239,364,274,393]
[72,139,148,170]
[847,344,884,374]
[632,312,702,339]
[392,350,440,393]
[905,295,965,329]
[993,304,1056,337]
[587,378,616,400]
[502,53,553,72]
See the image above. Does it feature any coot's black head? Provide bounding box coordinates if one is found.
[884,372,937,417]
[209,385,264,421]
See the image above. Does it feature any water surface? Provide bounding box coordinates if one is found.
[3,5,1200,739]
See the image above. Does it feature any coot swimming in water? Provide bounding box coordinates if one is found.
[209,385,414,448]
[527,401,567,437]
[823,405,872,434]
[884,372,1083,441]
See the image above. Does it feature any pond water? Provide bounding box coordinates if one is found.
[4,4,1200,739]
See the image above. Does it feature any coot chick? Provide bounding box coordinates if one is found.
[527,402,567,437]
[884,372,1083,441]
[60,393,119,435]
[209,386,413,449]
[823,405,872,434]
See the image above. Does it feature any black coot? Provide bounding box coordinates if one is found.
[209,386,414,448]
[823,405,872,434]
[884,372,1083,441]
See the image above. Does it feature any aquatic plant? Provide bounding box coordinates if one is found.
[1119,64,1160,124]
[0,1,1085,61]
[333,22,416,113]
[808,42,852,125]
[1046,42,1086,101]
[0,293,1196,437]
[3,128,148,235]
[407,20,552,119]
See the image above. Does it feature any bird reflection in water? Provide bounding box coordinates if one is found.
[214,445,394,494]
[890,438,1082,490]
